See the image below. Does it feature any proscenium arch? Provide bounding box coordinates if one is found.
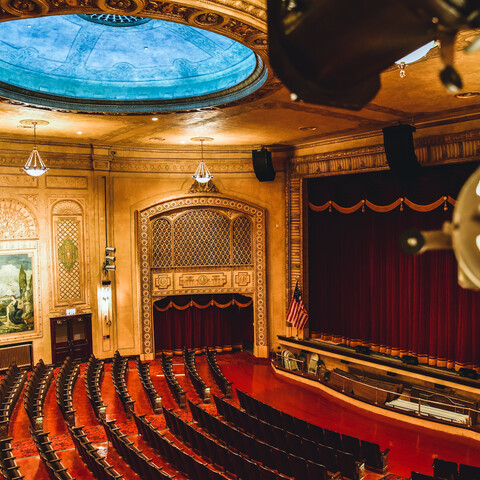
[137,195,267,357]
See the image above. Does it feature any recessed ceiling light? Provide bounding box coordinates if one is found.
[76,131,82,134]
[180,140,186,144]
[455,91,480,99]
[298,126,318,131]
[152,117,158,121]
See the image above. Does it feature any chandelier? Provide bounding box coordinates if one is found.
[21,119,49,177]
[191,137,213,184]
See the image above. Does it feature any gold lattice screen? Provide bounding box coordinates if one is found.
[151,209,253,268]
[52,201,85,307]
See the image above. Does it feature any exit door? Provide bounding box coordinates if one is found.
[50,313,92,364]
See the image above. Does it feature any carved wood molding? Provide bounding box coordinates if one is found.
[137,194,266,355]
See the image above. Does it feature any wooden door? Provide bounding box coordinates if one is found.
[51,313,92,364]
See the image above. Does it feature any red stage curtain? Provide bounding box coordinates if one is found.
[308,164,480,372]
[153,294,253,355]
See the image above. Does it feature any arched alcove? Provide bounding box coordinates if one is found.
[137,195,267,357]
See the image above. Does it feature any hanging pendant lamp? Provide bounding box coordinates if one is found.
[191,137,213,183]
[20,119,50,177]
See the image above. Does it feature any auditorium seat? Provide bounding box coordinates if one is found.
[360,439,389,473]
[459,463,480,480]
[433,458,459,480]
[325,428,342,451]
[341,434,362,462]
[411,472,445,480]
[336,449,365,480]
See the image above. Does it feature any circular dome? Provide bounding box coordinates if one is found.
[0,15,267,113]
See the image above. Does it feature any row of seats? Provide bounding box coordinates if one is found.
[189,399,360,480]
[24,359,54,431]
[161,354,186,409]
[102,418,168,479]
[183,348,210,403]
[237,388,388,474]
[0,436,24,480]
[0,362,27,439]
[30,428,74,480]
[133,411,223,480]
[206,348,232,398]
[136,357,162,413]
[55,357,80,426]
[84,354,106,419]
[164,405,294,480]
[68,424,123,480]
[111,351,135,417]
[215,393,368,478]
[422,457,480,480]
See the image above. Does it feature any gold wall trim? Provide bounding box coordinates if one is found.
[292,128,480,177]
[137,195,266,355]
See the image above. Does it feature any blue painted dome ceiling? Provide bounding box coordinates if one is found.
[0,14,267,112]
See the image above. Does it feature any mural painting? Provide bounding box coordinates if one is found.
[0,253,34,334]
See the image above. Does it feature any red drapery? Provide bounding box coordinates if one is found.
[307,164,480,372]
[153,294,253,355]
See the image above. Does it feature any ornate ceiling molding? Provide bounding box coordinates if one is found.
[291,129,480,177]
[0,0,267,52]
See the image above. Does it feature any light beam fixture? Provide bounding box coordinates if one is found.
[191,137,213,184]
[20,119,50,176]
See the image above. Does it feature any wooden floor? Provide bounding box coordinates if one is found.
[7,352,480,479]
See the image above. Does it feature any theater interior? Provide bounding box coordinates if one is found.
[0,2,480,479]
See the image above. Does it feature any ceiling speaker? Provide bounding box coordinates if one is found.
[382,124,421,178]
[252,148,276,182]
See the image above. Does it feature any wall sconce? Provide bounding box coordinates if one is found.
[99,280,112,326]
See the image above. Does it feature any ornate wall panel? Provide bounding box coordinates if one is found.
[138,195,266,355]
[51,200,86,308]
[0,198,42,341]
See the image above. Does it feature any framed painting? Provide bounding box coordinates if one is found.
[0,252,35,335]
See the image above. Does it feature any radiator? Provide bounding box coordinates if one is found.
[0,342,32,370]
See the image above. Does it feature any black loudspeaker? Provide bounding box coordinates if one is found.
[401,354,419,366]
[382,125,421,178]
[252,148,276,182]
[458,368,478,379]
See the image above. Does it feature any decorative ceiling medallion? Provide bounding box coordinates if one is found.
[78,14,152,27]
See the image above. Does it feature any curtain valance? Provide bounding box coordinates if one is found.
[308,196,456,214]
[154,293,252,312]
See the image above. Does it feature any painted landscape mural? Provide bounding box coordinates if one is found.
[0,253,34,334]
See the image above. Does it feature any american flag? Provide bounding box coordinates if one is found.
[286,282,309,330]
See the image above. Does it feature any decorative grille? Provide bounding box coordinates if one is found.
[150,208,254,268]
[233,216,252,265]
[57,219,81,300]
[174,210,230,266]
[151,218,172,267]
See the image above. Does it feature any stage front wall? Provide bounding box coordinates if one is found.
[307,163,480,372]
